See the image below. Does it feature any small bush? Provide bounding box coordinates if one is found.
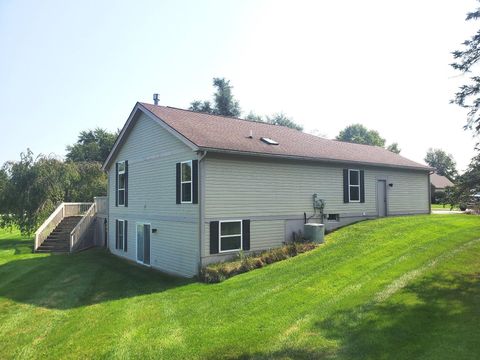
[200,242,318,283]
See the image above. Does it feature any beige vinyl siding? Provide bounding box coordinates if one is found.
[204,154,429,218]
[202,154,429,258]
[107,112,199,277]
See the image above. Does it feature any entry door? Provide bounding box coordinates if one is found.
[376,180,387,217]
[136,223,151,265]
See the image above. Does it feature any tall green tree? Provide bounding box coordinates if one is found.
[336,124,386,147]
[0,150,75,234]
[66,128,118,163]
[189,77,241,117]
[212,78,241,117]
[451,1,480,134]
[424,148,458,180]
[190,78,304,130]
[387,142,401,154]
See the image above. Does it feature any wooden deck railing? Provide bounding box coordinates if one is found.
[34,203,65,251]
[70,203,96,252]
[34,202,94,251]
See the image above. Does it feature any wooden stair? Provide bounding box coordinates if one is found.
[36,216,83,253]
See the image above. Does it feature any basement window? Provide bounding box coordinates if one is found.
[327,214,340,222]
[219,220,242,252]
[260,137,279,145]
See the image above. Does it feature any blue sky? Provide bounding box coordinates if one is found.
[0,0,478,170]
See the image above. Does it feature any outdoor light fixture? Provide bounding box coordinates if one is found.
[389,183,394,187]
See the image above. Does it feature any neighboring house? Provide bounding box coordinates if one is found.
[430,173,454,203]
[102,102,432,277]
[430,173,454,192]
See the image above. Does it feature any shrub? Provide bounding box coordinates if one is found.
[200,242,318,283]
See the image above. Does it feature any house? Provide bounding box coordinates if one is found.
[430,173,454,203]
[101,102,432,277]
[430,173,454,192]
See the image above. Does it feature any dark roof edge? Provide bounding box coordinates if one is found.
[199,147,433,172]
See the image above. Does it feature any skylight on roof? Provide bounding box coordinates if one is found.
[261,137,279,145]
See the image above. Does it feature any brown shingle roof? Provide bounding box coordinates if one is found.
[138,103,430,171]
[430,173,454,189]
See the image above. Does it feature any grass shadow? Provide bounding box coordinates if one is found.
[313,272,480,359]
[0,237,194,310]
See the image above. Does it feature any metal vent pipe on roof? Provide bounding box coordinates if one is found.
[153,93,159,106]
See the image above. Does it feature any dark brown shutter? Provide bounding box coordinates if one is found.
[192,160,198,204]
[242,220,250,251]
[115,219,119,249]
[115,163,119,207]
[124,220,128,252]
[343,169,349,203]
[360,170,365,203]
[210,221,219,254]
[124,161,128,207]
[176,163,181,204]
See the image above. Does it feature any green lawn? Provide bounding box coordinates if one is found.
[431,204,460,211]
[0,215,479,359]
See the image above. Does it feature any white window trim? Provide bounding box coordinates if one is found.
[348,169,361,203]
[136,222,151,267]
[117,161,126,207]
[219,220,243,253]
[117,219,127,251]
[180,160,193,204]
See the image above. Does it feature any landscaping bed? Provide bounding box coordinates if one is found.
[200,242,317,283]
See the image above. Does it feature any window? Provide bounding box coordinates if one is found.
[348,169,360,202]
[219,220,242,252]
[117,161,126,206]
[181,160,192,203]
[327,214,340,222]
[117,220,127,251]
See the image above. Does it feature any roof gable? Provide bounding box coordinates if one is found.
[102,103,198,170]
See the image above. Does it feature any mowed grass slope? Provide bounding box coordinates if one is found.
[0,215,479,359]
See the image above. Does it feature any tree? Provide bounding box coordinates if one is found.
[65,162,107,203]
[387,142,401,154]
[0,150,75,234]
[451,2,480,134]
[424,148,458,180]
[212,78,241,117]
[245,111,264,122]
[189,100,213,114]
[244,111,303,131]
[445,153,480,209]
[0,169,8,214]
[336,124,386,147]
[266,113,303,131]
[66,128,118,163]
[189,77,241,117]
[190,78,304,130]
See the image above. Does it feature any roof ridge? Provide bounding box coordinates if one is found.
[142,103,303,131]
